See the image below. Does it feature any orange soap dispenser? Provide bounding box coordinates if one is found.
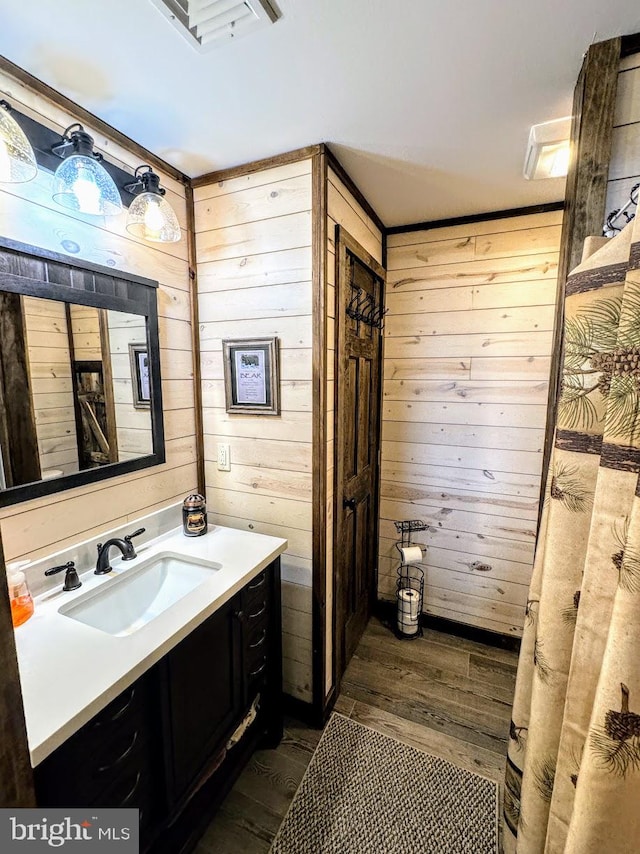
[7,561,34,627]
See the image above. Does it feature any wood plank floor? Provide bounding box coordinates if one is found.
[196,616,517,853]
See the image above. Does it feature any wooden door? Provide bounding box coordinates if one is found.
[334,226,385,681]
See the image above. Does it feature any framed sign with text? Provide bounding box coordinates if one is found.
[128,343,151,409]
[222,337,280,415]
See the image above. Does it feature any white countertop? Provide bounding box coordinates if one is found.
[14,524,287,767]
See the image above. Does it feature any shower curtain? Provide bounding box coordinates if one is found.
[504,214,640,854]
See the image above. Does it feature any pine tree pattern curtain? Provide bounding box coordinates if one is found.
[504,215,640,854]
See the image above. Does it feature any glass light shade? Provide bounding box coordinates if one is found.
[0,107,38,183]
[52,154,123,216]
[126,192,181,243]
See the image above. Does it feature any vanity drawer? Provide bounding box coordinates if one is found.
[35,674,156,808]
[37,719,150,806]
[244,595,268,628]
[93,683,141,729]
[246,621,268,655]
[245,652,269,698]
[78,684,146,759]
[241,569,269,610]
[87,725,149,803]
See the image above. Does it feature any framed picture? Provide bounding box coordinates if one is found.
[222,337,280,415]
[128,343,151,409]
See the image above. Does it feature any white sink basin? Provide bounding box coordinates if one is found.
[58,552,221,636]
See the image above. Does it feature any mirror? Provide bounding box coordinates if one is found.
[0,238,164,506]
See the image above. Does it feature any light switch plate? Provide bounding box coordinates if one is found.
[217,443,231,471]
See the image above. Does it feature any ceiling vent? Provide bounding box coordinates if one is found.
[149,0,281,51]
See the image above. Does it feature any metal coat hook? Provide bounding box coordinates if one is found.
[346,284,387,329]
[604,182,639,237]
[346,286,364,317]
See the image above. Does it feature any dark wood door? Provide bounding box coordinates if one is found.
[334,226,385,682]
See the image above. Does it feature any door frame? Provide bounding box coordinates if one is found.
[332,225,386,690]
[0,535,36,807]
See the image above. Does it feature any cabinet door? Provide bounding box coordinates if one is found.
[164,595,242,802]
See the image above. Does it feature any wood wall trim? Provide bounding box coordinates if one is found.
[322,144,386,235]
[311,149,328,715]
[540,36,621,528]
[621,32,640,58]
[185,182,206,496]
[0,56,187,184]
[387,201,565,236]
[98,310,119,464]
[381,225,388,270]
[191,145,322,188]
[0,539,36,807]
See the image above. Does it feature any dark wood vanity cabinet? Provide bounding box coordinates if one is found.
[34,670,165,839]
[161,595,243,805]
[34,558,282,853]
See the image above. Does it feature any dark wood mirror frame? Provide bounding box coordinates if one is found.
[0,237,165,508]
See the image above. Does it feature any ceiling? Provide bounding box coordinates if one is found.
[1,0,640,227]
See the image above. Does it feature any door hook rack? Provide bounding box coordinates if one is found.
[604,181,639,237]
[346,285,388,329]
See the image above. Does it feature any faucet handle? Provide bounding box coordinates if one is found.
[45,561,81,592]
[45,560,75,576]
[124,528,145,544]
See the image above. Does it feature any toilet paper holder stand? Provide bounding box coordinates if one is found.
[394,520,426,640]
[393,519,427,561]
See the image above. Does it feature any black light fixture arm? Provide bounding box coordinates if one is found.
[51,123,103,161]
[124,164,166,197]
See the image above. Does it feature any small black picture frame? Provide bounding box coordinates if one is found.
[222,337,280,415]
[129,343,151,409]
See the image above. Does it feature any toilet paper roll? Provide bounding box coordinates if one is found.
[398,588,420,619]
[399,545,423,565]
[397,588,420,635]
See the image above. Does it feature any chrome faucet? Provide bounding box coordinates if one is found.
[95,528,145,575]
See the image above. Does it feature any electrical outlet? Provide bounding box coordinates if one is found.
[217,443,230,471]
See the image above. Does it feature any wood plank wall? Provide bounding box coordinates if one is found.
[0,69,198,564]
[70,305,101,361]
[326,168,383,695]
[107,313,154,460]
[605,51,640,224]
[193,159,314,703]
[22,297,77,477]
[380,210,562,636]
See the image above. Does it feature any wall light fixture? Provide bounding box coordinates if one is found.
[523,117,571,180]
[124,166,181,243]
[1,103,179,244]
[0,99,38,183]
[51,123,123,216]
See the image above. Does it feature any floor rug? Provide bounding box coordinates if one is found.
[269,713,498,854]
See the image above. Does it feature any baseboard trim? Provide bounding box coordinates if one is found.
[374,600,522,653]
[283,694,323,728]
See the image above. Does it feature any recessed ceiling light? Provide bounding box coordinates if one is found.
[523,117,571,180]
